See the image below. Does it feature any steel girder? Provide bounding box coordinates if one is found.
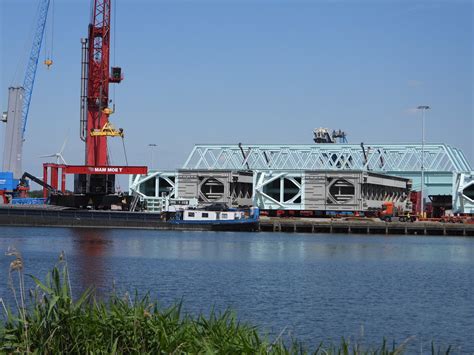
[182,144,471,173]
[129,171,177,212]
[452,172,474,214]
[253,171,303,210]
[252,170,410,211]
[129,144,472,212]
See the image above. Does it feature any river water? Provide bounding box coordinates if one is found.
[0,227,472,352]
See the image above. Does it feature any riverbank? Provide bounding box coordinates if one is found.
[1,264,452,354]
[1,205,473,236]
[1,228,471,351]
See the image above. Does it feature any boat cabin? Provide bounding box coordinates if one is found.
[182,210,245,221]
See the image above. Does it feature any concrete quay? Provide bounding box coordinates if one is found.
[0,206,473,236]
[259,217,474,236]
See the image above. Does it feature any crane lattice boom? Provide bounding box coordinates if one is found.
[84,0,122,166]
[21,0,51,138]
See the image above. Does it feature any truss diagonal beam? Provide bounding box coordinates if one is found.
[182,144,471,173]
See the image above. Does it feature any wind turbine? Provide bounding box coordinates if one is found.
[40,137,68,164]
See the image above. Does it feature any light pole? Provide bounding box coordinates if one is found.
[417,105,430,217]
[148,144,157,170]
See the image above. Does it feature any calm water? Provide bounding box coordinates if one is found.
[0,227,473,352]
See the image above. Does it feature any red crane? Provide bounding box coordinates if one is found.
[40,0,147,209]
[82,0,122,166]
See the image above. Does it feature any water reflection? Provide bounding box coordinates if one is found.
[0,227,472,352]
[71,228,112,294]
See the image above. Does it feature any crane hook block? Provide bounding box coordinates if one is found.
[44,59,53,68]
[90,121,124,138]
[102,107,114,115]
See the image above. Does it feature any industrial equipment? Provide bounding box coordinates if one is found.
[44,0,146,209]
[132,142,472,214]
[379,201,416,222]
[79,0,123,166]
[313,128,347,143]
[20,171,60,195]
[1,0,52,202]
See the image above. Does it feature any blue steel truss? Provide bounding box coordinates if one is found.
[183,144,471,173]
[21,0,50,138]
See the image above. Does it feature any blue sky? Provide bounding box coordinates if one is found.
[1,0,473,180]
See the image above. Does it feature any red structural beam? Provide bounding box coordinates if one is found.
[43,163,147,175]
[64,165,147,175]
[41,164,147,199]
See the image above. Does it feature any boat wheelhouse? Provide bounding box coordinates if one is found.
[170,206,260,231]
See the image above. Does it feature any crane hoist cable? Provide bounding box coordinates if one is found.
[10,1,43,86]
[105,145,124,193]
[107,146,113,167]
[44,0,55,68]
[121,136,129,166]
[91,120,128,166]
[112,0,117,106]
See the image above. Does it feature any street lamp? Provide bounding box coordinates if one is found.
[417,105,430,217]
[148,144,157,170]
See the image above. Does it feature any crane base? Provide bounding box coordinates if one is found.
[49,193,133,210]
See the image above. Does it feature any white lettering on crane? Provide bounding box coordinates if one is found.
[93,167,122,173]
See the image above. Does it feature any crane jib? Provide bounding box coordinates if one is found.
[21,0,51,138]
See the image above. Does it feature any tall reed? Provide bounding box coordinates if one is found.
[0,252,453,354]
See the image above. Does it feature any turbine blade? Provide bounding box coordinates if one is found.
[59,154,68,165]
[59,136,68,154]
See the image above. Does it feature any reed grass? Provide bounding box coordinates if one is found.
[0,251,453,354]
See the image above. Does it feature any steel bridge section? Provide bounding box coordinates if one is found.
[129,171,177,212]
[453,172,474,214]
[252,170,410,211]
[182,143,471,200]
[183,143,471,173]
[253,171,303,210]
[129,144,473,213]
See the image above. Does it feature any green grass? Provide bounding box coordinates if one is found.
[0,250,453,354]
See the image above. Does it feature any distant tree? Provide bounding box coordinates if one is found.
[28,190,44,198]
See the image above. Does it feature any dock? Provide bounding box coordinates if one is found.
[0,206,473,236]
[259,218,474,236]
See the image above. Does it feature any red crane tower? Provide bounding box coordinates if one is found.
[42,0,147,209]
[81,0,122,166]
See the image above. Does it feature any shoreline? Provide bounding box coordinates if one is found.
[0,206,473,236]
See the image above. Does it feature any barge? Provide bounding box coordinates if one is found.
[169,207,260,231]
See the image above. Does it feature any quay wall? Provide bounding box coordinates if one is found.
[0,207,473,236]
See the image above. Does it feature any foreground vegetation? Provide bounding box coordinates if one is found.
[1,249,452,354]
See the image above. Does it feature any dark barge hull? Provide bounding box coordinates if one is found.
[0,206,259,231]
[1,206,473,236]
